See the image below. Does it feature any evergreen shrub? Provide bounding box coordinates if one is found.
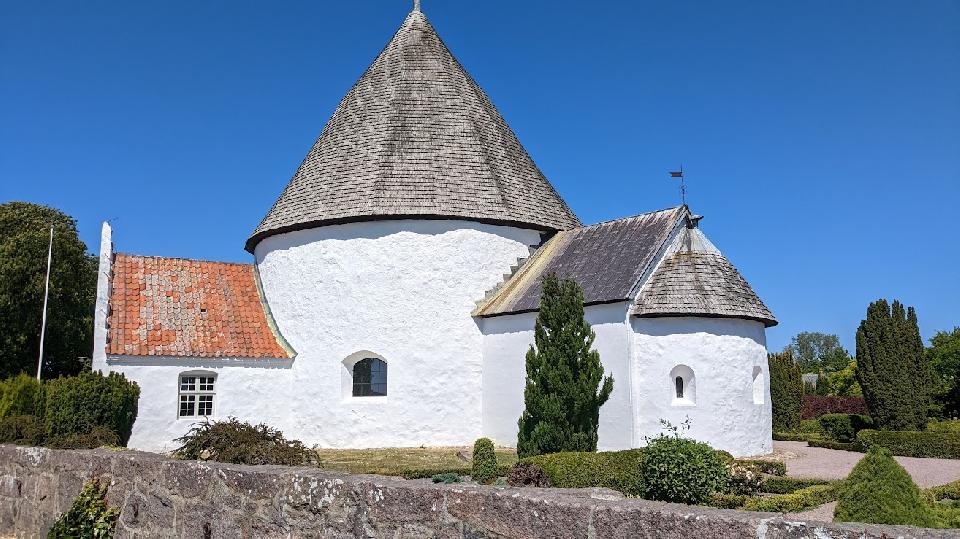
[517,274,613,458]
[807,439,859,451]
[43,371,139,446]
[46,425,119,450]
[173,418,317,466]
[0,415,45,446]
[819,413,873,442]
[523,449,645,496]
[431,472,461,484]
[798,419,822,433]
[769,351,803,432]
[834,447,934,527]
[856,299,931,431]
[639,437,728,505]
[471,438,499,484]
[47,479,119,539]
[0,374,44,419]
[856,429,960,459]
[507,462,552,488]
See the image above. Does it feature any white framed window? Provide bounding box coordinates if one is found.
[178,372,216,418]
[670,364,696,406]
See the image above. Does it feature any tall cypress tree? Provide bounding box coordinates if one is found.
[856,299,931,431]
[517,274,613,458]
[768,350,803,432]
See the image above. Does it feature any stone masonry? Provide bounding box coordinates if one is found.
[1,445,957,538]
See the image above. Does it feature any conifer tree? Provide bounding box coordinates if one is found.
[517,274,613,458]
[768,350,803,432]
[855,299,931,431]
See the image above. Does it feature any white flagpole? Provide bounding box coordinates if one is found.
[37,225,53,381]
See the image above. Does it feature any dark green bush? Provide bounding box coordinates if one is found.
[0,415,45,446]
[173,418,317,466]
[507,462,552,488]
[834,447,934,527]
[46,425,119,450]
[736,459,786,476]
[431,472,461,484]
[524,449,645,496]
[856,429,960,459]
[639,437,728,505]
[769,350,803,432]
[44,371,139,446]
[761,476,833,494]
[773,432,821,442]
[471,438,499,484]
[0,374,44,419]
[807,439,860,451]
[819,413,873,442]
[47,479,119,538]
[798,419,822,434]
[742,483,841,513]
[709,493,751,509]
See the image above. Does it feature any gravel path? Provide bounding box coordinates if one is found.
[772,441,960,487]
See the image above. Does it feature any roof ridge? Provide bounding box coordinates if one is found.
[114,252,253,267]
[579,205,686,229]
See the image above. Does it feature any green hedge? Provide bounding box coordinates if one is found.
[819,413,873,442]
[741,483,842,513]
[928,421,960,433]
[856,429,960,459]
[798,419,823,434]
[736,459,786,476]
[0,415,45,446]
[0,374,44,419]
[761,476,834,494]
[807,439,860,451]
[523,449,645,496]
[43,371,140,446]
[773,432,821,442]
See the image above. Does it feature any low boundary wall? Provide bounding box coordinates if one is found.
[0,445,955,538]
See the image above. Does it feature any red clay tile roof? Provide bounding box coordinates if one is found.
[106,254,292,359]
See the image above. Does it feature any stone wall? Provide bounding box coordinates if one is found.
[1,445,955,538]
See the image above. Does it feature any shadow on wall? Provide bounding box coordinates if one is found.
[631,317,765,346]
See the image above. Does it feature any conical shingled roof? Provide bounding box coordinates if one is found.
[246,8,580,253]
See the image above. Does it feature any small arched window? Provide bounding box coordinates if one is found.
[353,358,387,397]
[669,364,695,406]
[675,376,684,399]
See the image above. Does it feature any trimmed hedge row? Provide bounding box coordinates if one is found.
[523,449,646,496]
[741,483,842,513]
[807,439,859,451]
[856,429,960,459]
[819,413,873,442]
[801,395,867,419]
[761,476,834,494]
[773,432,821,442]
[400,465,512,480]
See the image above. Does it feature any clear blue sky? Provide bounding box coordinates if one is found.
[2,1,958,352]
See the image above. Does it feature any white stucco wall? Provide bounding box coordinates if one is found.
[251,219,543,449]
[91,222,112,372]
[479,302,634,451]
[631,316,772,457]
[101,219,542,451]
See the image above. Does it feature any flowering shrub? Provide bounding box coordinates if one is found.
[801,396,868,419]
[726,462,763,495]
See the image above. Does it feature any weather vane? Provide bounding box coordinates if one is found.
[669,166,686,206]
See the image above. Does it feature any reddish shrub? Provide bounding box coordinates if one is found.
[802,396,868,419]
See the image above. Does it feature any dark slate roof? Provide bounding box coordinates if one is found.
[474,207,685,317]
[632,249,778,327]
[246,8,580,253]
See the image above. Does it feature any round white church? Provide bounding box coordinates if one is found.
[91,5,777,457]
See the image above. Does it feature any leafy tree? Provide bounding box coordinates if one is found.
[855,299,931,431]
[928,328,960,419]
[825,360,862,397]
[785,332,850,373]
[768,350,803,432]
[0,202,97,379]
[517,274,613,458]
[814,371,830,395]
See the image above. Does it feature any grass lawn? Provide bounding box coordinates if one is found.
[315,446,519,477]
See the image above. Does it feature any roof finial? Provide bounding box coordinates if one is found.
[413,0,420,12]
